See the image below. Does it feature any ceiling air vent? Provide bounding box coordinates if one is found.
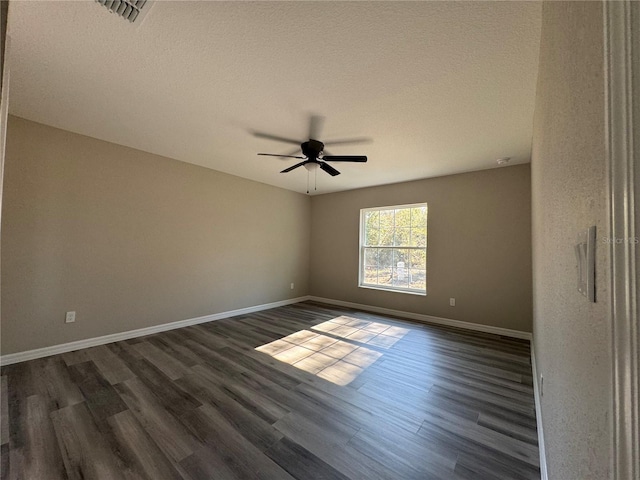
[95,0,152,24]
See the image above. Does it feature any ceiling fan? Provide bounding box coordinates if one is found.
[254,115,370,177]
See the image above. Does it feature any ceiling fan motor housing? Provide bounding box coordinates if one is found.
[301,139,324,159]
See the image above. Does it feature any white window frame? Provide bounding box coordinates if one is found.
[358,202,427,296]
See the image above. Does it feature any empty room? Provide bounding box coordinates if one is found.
[0,1,637,480]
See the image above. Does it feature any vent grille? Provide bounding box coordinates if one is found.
[95,0,151,23]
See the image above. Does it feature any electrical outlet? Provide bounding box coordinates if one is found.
[290,283,295,290]
[449,298,456,307]
[65,311,76,323]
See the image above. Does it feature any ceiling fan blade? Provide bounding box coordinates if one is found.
[281,161,309,173]
[319,162,341,176]
[283,147,303,157]
[323,137,372,146]
[322,155,368,163]
[308,115,325,140]
[258,153,305,159]
[253,131,302,145]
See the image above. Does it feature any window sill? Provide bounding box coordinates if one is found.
[358,284,427,296]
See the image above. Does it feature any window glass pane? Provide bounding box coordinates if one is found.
[364,211,379,246]
[393,248,409,265]
[410,249,426,269]
[392,249,409,288]
[409,268,426,290]
[379,210,394,229]
[377,249,393,286]
[363,248,378,285]
[365,227,379,246]
[411,206,427,228]
[364,211,380,246]
[394,227,411,247]
[379,210,394,246]
[411,228,426,247]
[365,210,379,227]
[394,208,411,228]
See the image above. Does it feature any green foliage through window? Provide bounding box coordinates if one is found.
[360,203,427,294]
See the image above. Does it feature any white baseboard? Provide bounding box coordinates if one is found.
[530,341,549,480]
[1,294,532,365]
[0,296,311,366]
[308,296,533,340]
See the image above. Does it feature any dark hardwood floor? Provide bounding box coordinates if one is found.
[1,301,540,480]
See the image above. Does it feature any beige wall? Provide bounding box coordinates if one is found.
[531,2,610,479]
[1,116,311,354]
[310,164,533,333]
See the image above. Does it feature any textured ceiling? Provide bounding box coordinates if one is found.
[7,1,542,195]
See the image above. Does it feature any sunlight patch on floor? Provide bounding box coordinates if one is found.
[255,316,409,386]
[311,316,409,349]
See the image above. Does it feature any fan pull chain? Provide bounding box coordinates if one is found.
[315,168,317,191]
[306,169,310,194]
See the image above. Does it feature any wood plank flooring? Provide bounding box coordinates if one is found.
[1,301,540,479]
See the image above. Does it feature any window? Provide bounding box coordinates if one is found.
[359,203,427,295]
